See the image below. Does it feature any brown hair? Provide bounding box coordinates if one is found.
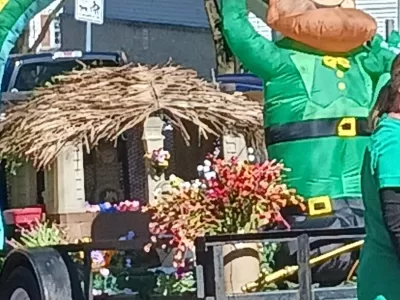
[369,54,400,129]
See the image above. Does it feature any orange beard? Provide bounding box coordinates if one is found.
[267,0,377,53]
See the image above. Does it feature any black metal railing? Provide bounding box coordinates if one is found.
[195,227,365,300]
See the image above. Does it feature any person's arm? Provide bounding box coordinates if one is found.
[221,0,285,80]
[376,133,400,259]
[0,212,3,251]
[379,188,400,256]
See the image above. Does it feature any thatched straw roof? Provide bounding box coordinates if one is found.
[0,63,263,168]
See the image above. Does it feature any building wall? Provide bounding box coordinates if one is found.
[356,0,398,37]
[29,0,63,52]
[60,15,216,79]
[63,0,209,28]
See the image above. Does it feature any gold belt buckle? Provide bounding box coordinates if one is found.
[308,196,333,216]
[337,117,356,137]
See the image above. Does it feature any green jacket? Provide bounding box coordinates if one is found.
[222,0,398,200]
[358,115,400,299]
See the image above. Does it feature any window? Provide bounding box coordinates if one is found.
[13,59,119,92]
[39,15,51,49]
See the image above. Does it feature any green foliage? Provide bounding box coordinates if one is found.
[92,272,123,296]
[4,158,22,176]
[257,242,279,291]
[115,270,157,297]
[7,219,69,249]
[154,271,196,296]
[260,242,279,272]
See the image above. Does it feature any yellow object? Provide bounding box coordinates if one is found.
[76,237,92,260]
[0,0,9,11]
[242,240,364,292]
[81,237,92,243]
[338,82,346,90]
[158,161,169,168]
[322,56,351,70]
[308,195,333,216]
[169,175,184,187]
[337,117,357,137]
[336,70,344,78]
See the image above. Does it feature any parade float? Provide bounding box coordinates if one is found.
[0,0,399,299]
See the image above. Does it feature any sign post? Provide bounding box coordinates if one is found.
[74,0,104,52]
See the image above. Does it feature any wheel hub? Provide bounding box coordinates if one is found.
[10,288,31,300]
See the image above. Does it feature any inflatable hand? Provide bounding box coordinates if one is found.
[363,33,398,81]
[221,0,282,79]
[0,0,53,91]
[387,31,400,49]
[370,32,400,55]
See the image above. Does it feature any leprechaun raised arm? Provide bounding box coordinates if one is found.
[221,0,285,79]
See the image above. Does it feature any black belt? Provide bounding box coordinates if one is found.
[265,117,371,146]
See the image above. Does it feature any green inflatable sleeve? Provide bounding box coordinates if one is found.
[364,32,400,78]
[221,0,284,79]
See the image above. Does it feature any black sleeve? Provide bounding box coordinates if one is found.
[379,188,400,258]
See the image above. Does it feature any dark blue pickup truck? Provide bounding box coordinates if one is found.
[1,50,126,93]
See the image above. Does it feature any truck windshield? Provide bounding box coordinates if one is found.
[13,59,119,92]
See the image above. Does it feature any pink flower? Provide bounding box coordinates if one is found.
[127,200,140,211]
[176,267,185,279]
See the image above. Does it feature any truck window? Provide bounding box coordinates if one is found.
[13,59,118,92]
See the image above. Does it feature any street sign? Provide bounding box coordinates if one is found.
[75,0,104,25]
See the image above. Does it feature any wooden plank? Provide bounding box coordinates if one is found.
[297,234,313,300]
[213,245,227,300]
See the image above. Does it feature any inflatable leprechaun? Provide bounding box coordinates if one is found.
[221,0,400,285]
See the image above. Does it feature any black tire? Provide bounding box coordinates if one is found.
[58,252,85,300]
[0,266,41,300]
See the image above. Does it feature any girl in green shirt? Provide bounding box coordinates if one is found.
[358,54,400,300]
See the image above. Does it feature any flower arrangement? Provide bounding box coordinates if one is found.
[143,154,305,268]
[154,270,196,296]
[144,148,171,179]
[85,200,141,213]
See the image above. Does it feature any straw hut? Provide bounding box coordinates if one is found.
[0,63,263,238]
